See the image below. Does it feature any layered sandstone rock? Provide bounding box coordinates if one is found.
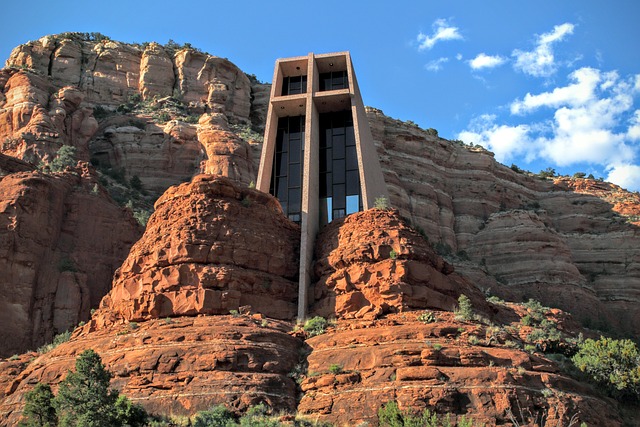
[92,175,300,327]
[311,209,487,320]
[298,313,621,427]
[368,108,640,338]
[3,34,258,192]
[0,162,141,357]
[0,316,302,425]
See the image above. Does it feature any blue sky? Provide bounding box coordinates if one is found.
[2,0,639,191]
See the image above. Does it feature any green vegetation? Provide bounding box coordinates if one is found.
[57,257,77,273]
[433,241,452,257]
[417,310,436,324]
[47,146,77,173]
[328,364,343,375]
[537,167,556,179]
[454,294,473,321]
[378,401,475,427]
[193,405,236,427]
[303,316,328,337]
[21,349,146,426]
[374,196,390,210]
[19,383,57,427]
[389,249,397,260]
[37,331,71,354]
[572,336,640,399]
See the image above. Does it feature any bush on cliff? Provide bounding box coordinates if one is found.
[21,349,147,427]
[571,336,640,399]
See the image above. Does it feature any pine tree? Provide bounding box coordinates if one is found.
[19,383,57,427]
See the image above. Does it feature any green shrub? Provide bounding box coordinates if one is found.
[329,364,343,374]
[377,401,474,427]
[53,349,147,426]
[37,330,71,354]
[455,294,473,321]
[58,257,77,273]
[49,146,77,173]
[20,383,57,426]
[389,249,397,260]
[417,310,436,324]
[193,405,236,427]
[571,336,640,399]
[303,316,328,337]
[374,196,390,210]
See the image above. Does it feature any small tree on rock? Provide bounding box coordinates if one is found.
[53,349,146,426]
[19,383,57,427]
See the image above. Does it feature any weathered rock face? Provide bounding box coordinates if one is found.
[298,313,621,427]
[2,34,259,193]
[311,209,487,320]
[0,316,302,426]
[0,69,98,163]
[0,161,141,357]
[368,108,640,338]
[92,175,300,327]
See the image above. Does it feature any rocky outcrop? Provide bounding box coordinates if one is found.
[311,209,487,320]
[92,175,300,327]
[2,34,258,192]
[0,162,141,357]
[0,316,302,426]
[298,313,621,427]
[368,108,640,338]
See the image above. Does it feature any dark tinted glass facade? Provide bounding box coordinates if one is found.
[319,71,348,91]
[319,110,361,225]
[281,75,307,96]
[270,116,305,223]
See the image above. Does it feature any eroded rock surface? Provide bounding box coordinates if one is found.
[0,162,140,357]
[298,313,621,427]
[311,209,487,319]
[92,175,300,327]
[0,316,301,425]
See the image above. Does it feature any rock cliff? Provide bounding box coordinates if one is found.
[0,157,140,357]
[368,109,640,338]
[0,33,639,425]
[0,201,622,426]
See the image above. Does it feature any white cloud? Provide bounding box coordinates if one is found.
[512,23,575,77]
[457,115,532,163]
[417,19,463,51]
[425,57,449,72]
[511,67,600,114]
[628,110,640,141]
[456,53,463,61]
[606,164,640,191]
[458,67,640,172]
[469,53,506,70]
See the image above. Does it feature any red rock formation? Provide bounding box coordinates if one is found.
[311,209,487,320]
[92,175,300,327]
[0,162,141,357]
[368,108,640,338]
[298,313,621,427]
[0,316,302,426]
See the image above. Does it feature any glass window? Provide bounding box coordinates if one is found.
[289,139,301,162]
[289,188,301,211]
[276,177,287,200]
[333,184,345,208]
[333,159,345,184]
[289,163,301,187]
[346,170,359,194]
[277,153,288,176]
[346,195,359,214]
[333,209,346,219]
[346,146,358,170]
[288,213,301,222]
[346,127,355,146]
[319,197,332,225]
[332,134,345,159]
